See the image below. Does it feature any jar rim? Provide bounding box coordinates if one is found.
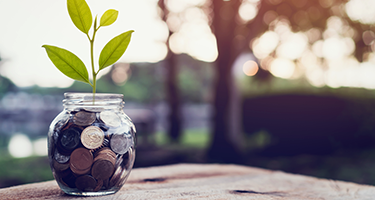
[64,92,124,98]
[63,93,124,110]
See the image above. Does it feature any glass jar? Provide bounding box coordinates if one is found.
[47,93,136,196]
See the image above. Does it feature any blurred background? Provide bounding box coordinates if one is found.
[1,0,375,188]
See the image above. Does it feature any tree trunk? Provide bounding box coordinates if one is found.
[207,0,243,163]
[158,0,182,142]
[165,51,182,142]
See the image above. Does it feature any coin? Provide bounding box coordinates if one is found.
[70,148,93,175]
[91,159,115,180]
[92,122,109,132]
[75,175,97,192]
[110,134,132,154]
[94,179,103,192]
[53,160,70,171]
[73,111,96,126]
[94,147,116,166]
[54,149,70,164]
[100,111,121,127]
[59,128,80,151]
[60,169,76,188]
[71,164,91,175]
[53,115,69,131]
[81,126,105,149]
[109,166,124,188]
[103,178,110,190]
[103,138,110,147]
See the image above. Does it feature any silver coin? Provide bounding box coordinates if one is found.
[100,111,121,127]
[54,149,70,164]
[110,134,132,154]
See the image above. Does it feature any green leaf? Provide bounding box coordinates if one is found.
[99,30,134,70]
[67,0,92,34]
[42,45,90,84]
[94,15,98,30]
[100,9,118,27]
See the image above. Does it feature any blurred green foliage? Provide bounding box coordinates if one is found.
[61,54,213,104]
[0,155,53,188]
[154,129,210,148]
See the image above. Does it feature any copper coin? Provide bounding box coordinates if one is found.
[59,128,80,151]
[94,179,104,192]
[94,149,114,159]
[100,111,121,127]
[73,111,96,126]
[103,178,110,190]
[91,159,115,180]
[110,134,132,154]
[70,148,93,173]
[94,148,116,166]
[71,165,91,175]
[81,126,104,149]
[60,170,76,188]
[109,166,124,188]
[95,147,116,157]
[75,175,97,192]
[94,154,116,166]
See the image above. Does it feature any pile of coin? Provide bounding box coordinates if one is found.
[50,109,135,192]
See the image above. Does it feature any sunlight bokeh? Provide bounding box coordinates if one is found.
[167,1,218,62]
[243,60,259,76]
[33,137,48,156]
[276,32,308,60]
[252,31,279,59]
[250,0,375,89]
[8,134,33,158]
[239,1,259,22]
[345,0,375,24]
[269,58,295,79]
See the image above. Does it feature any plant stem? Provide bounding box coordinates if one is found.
[92,73,97,102]
[89,27,99,103]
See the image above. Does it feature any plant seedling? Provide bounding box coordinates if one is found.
[42,0,133,100]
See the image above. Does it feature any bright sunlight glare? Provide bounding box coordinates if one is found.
[239,1,258,22]
[276,33,308,60]
[252,31,279,59]
[166,0,206,13]
[169,18,218,62]
[345,0,375,24]
[269,57,295,79]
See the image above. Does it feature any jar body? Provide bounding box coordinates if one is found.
[47,93,136,196]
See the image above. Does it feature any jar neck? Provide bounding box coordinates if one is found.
[63,93,124,111]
